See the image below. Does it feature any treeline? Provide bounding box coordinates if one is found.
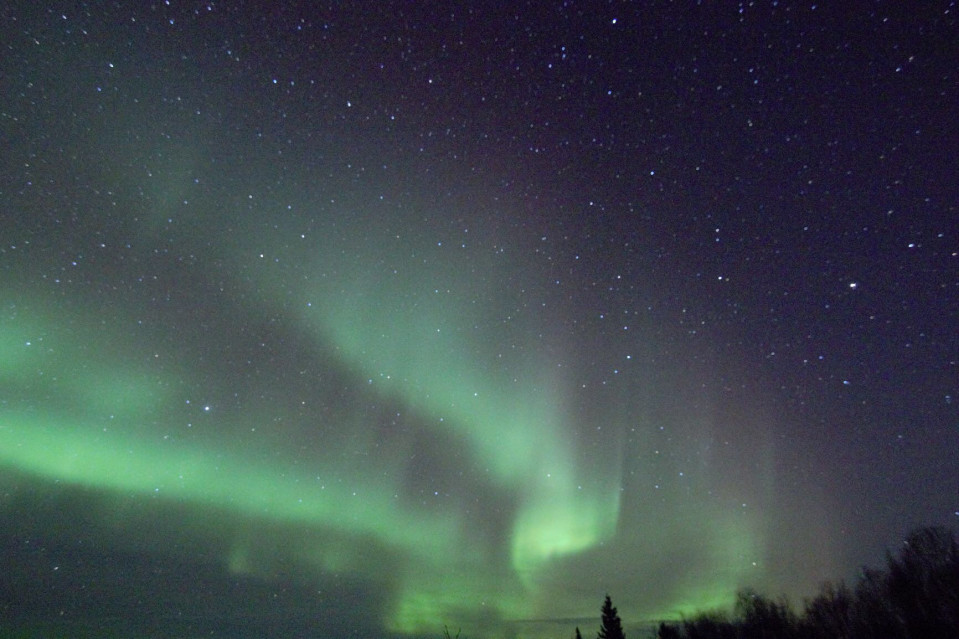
[654,526,959,639]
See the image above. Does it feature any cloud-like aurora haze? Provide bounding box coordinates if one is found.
[0,137,836,636]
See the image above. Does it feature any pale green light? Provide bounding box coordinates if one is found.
[0,409,466,563]
[646,515,764,621]
[0,309,62,380]
[390,568,529,637]
[72,370,168,416]
[512,482,621,576]
[0,303,171,417]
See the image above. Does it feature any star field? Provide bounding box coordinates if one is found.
[1,2,957,638]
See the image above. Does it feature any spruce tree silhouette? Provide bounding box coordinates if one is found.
[597,595,626,639]
[656,621,680,639]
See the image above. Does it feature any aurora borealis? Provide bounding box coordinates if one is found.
[1,2,957,638]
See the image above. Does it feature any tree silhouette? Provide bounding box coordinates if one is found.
[597,594,626,639]
[657,621,681,639]
[735,587,797,639]
[885,526,959,639]
[653,527,958,639]
[800,580,853,639]
[678,610,736,639]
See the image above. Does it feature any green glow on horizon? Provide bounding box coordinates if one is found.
[664,519,764,620]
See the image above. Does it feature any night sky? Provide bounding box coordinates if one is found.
[1,2,957,638]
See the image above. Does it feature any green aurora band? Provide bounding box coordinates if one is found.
[0,147,827,636]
